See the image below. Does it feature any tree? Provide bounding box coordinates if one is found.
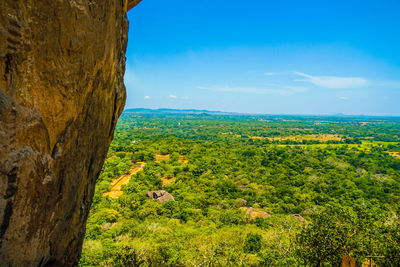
[383,223,400,266]
[113,245,144,267]
[296,205,356,266]
[244,233,262,253]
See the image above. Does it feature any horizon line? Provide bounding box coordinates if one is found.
[123,107,400,118]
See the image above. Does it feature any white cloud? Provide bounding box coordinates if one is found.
[265,70,400,90]
[144,96,151,100]
[339,96,349,100]
[169,94,177,99]
[293,71,369,89]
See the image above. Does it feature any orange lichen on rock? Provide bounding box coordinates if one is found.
[245,207,270,219]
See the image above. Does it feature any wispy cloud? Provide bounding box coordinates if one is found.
[292,71,369,89]
[169,94,177,99]
[144,96,151,100]
[265,71,400,90]
[197,85,306,96]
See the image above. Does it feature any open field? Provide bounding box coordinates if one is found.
[222,133,344,142]
[156,154,188,163]
[155,154,170,162]
[264,134,343,142]
[275,140,398,151]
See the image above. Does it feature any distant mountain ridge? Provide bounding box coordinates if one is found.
[124,108,239,115]
[123,108,400,119]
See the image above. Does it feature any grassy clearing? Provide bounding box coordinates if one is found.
[265,134,343,142]
[156,154,188,163]
[222,133,344,142]
[156,154,170,162]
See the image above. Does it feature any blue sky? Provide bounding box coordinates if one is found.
[125,0,400,115]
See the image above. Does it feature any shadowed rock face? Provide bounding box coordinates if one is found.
[0,0,138,265]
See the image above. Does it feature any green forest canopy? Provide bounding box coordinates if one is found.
[81,111,400,266]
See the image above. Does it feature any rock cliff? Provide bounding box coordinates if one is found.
[0,0,140,265]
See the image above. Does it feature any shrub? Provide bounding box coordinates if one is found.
[244,233,262,253]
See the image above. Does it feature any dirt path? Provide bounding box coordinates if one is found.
[103,162,146,198]
[387,151,400,159]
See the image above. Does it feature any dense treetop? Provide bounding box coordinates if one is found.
[81,111,400,266]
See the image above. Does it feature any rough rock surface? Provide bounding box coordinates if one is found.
[290,214,306,223]
[146,190,175,203]
[245,207,270,220]
[0,0,139,265]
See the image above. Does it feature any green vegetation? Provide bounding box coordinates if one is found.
[81,111,400,266]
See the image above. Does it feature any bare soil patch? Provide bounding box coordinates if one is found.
[178,155,189,163]
[156,154,170,162]
[387,151,400,159]
[161,176,176,186]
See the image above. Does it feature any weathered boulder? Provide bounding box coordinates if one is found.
[290,214,306,223]
[245,207,270,220]
[0,0,140,265]
[146,190,175,203]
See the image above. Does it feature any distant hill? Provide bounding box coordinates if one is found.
[124,108,238,115]
[123,108,400,122]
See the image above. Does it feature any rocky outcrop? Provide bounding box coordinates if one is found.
[290,214,306,223]
[245,207,270,220]
[146,190,175,203]
[128,0,143,11]
[0,0,140,265]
